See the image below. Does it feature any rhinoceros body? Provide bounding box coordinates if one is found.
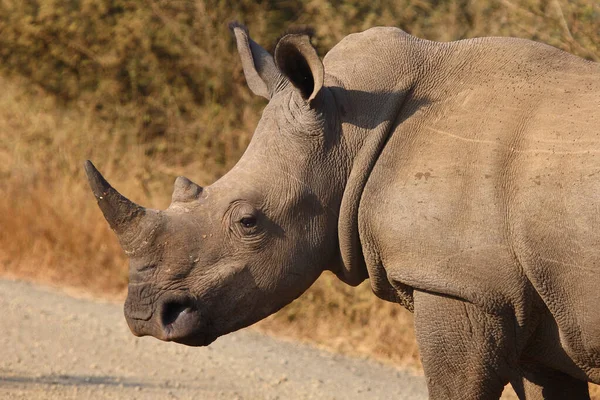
[86,23,600,399]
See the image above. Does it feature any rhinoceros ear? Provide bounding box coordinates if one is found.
[274,32,324,103]
[229,21,284,100]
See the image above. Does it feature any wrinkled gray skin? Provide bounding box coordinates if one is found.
[85,22,600,399]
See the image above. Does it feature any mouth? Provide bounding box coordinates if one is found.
[170,331,217,347]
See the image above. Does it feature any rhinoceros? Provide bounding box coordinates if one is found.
[85,22,600,399]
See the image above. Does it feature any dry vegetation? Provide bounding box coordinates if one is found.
[1,0,599,385]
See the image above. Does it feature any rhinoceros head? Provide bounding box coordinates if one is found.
[85,23,351,346]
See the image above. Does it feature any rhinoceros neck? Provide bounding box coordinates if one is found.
[324,27,438,286]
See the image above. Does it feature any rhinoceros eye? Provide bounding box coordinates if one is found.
[240,216,257,229]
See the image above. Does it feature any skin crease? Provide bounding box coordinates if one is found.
[85,23,600,399]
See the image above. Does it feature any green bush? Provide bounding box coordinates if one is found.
[1,1,597,146]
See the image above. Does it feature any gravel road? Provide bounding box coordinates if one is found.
[0,279,427,399]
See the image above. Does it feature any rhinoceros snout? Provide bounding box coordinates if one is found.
[124,293,211,346]
[159,299,204,342]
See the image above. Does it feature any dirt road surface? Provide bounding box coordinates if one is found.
[0,279,428,399]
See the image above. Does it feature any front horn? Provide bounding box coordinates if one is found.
[84,161,150,251]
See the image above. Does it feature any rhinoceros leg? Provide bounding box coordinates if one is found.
[510,365,590,400]
[413,290,515,400]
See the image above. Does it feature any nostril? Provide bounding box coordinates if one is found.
[161,301,190,328]
[156,297,203,344]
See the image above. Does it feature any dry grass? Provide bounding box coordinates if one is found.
[258,274,420,368]
[0,76,130,291]
[1,0,599,395]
